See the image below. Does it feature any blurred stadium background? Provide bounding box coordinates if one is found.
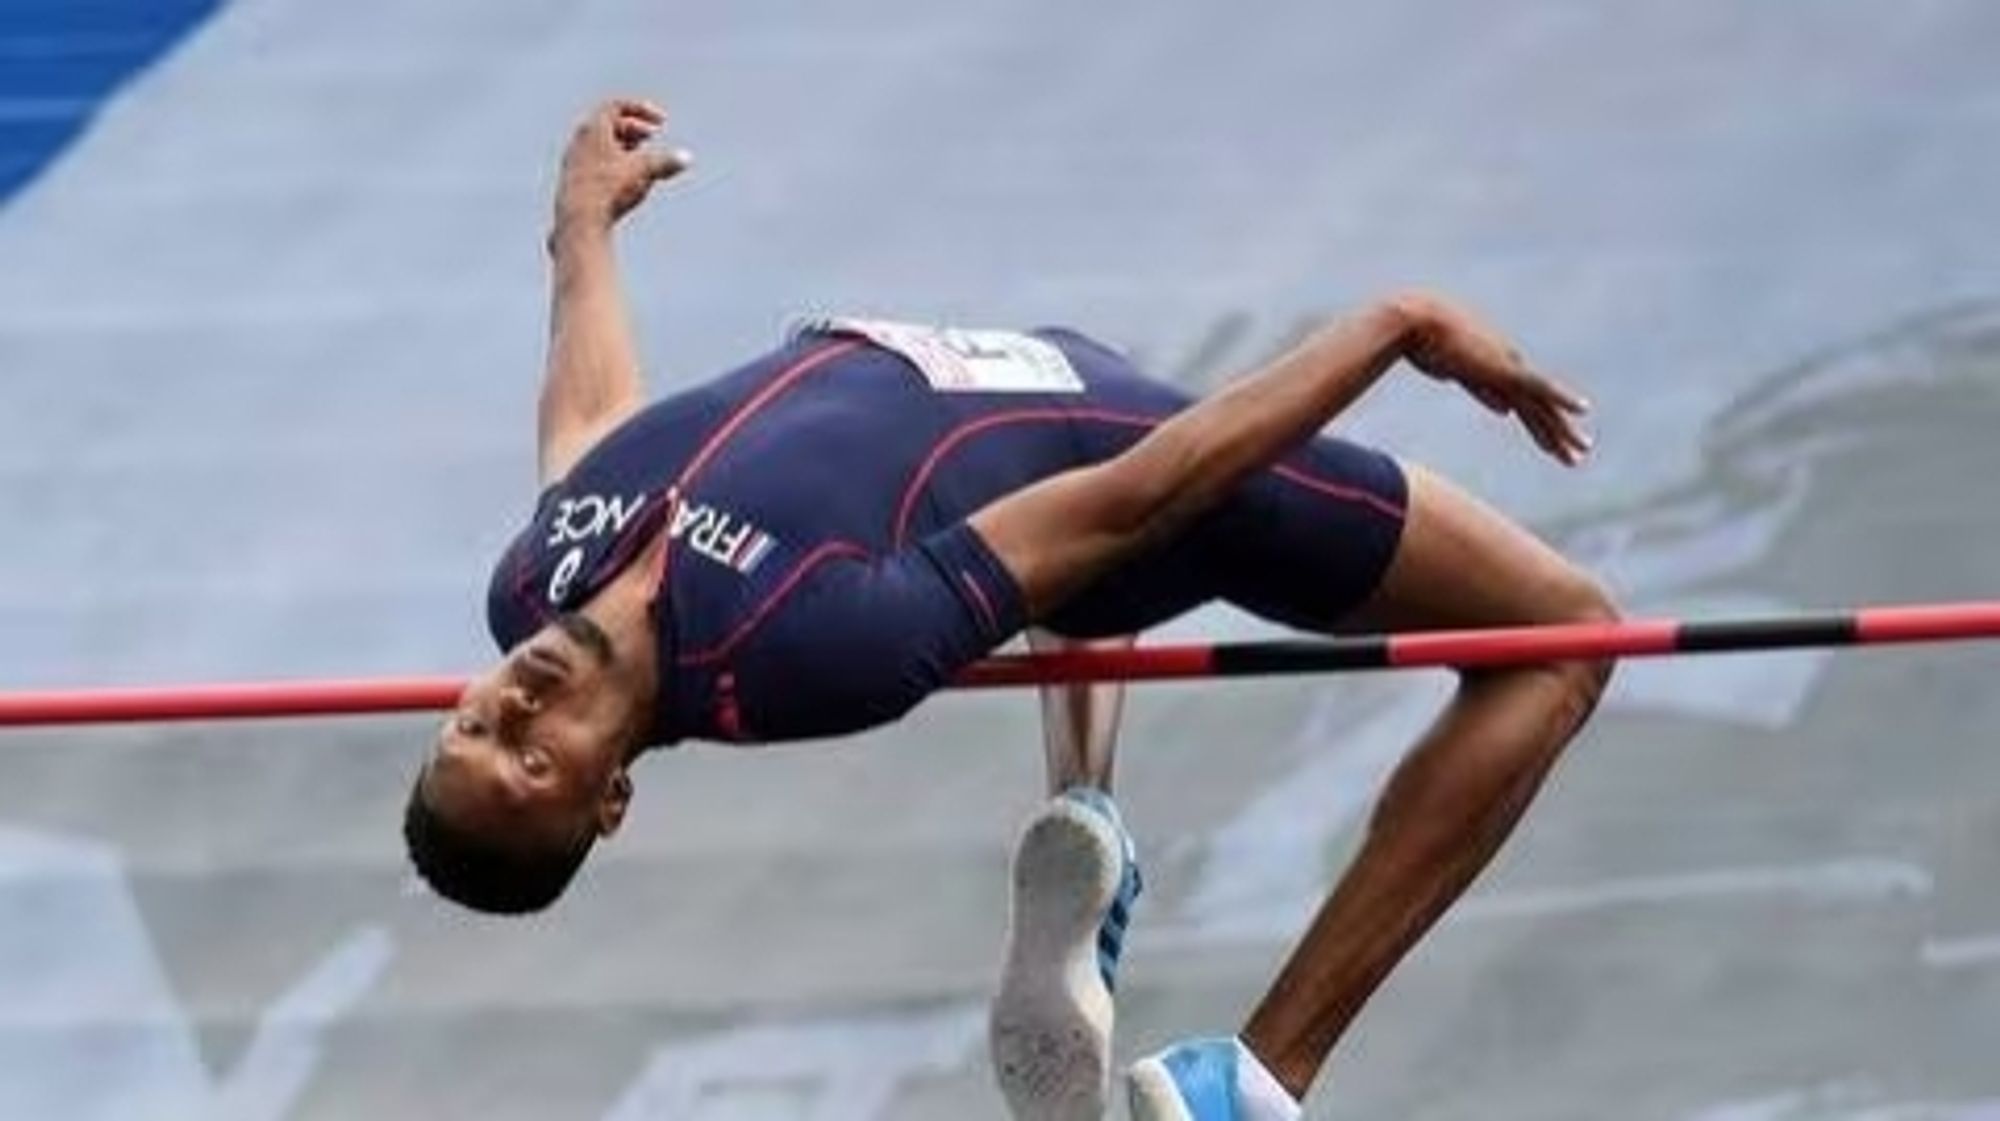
[4,1,2000,1117]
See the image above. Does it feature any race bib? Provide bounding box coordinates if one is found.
[793,316,1085,394]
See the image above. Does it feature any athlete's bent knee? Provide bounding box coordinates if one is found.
[1543,564,1618,718]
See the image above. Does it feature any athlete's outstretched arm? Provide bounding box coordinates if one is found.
[537,98,691,484]
[972,293,1591,617]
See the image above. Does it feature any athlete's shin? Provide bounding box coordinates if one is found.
[1238,649,1612,1098]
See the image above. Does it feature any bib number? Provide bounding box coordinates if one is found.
[796,316,1085,394]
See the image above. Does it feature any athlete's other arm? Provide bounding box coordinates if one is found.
[538,98,692,485]
[1029,629,1135,795]
[972,294,1591,616]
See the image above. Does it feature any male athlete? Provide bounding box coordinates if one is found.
[404,99,1616,1120]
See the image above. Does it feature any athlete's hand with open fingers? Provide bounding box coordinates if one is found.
[1396,291,1594,466]
[554,97,692,230]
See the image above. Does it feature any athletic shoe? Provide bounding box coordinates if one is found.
[1128,1037,1301,1121]
[989,785,1143,1121]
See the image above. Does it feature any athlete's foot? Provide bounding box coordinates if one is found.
[989,785,1143,1121]
[1127,1038,1302,1121]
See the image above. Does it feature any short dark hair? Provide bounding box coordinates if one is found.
[402,774,594,915]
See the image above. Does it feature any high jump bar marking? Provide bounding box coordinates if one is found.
[1,600,1997,727]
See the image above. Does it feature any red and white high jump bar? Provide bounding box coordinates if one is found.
[2,600,1998,728]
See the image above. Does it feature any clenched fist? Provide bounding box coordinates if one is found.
[553,98,692,231]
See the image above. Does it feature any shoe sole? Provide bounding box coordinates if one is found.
[1126,1055,1199,1121]
[989,800,1122,1121]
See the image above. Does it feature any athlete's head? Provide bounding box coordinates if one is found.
[404,612,651,913]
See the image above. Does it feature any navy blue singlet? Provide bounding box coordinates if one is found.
[487,326,1407,745]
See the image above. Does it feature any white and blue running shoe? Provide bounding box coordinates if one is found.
[1128,1037,1301,1121]
[989,785,1143,1121]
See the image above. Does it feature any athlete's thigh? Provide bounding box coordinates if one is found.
[1348,462,1610,632]
[1201,435,1412,635]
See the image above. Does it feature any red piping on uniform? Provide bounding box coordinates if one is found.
[1270,463,1406,521]
[686,342,863,486]
[676,540,871,666]
[890,407,1407,545]
[513,343,860,626]
[892,408,1183,544]
[650,340,864,588]
[891,408,1135,544]
[959,569,1000,635]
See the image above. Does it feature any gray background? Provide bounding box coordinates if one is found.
[1,1,1998,1118]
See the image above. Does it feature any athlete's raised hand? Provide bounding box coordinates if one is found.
[554,98,692,230]
[1398,292,1593,466]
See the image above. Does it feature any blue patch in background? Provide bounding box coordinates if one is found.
[0,0,224,203]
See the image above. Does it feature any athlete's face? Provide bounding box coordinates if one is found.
[420,615,640,849]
